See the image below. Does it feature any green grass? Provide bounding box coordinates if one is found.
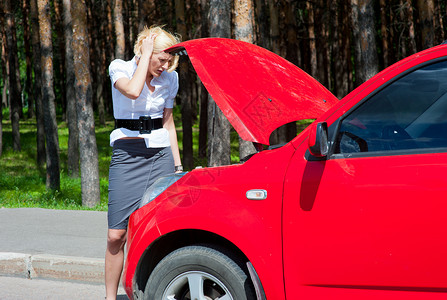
[0,111,209,211]
[0,116,112,211]
[0,108,313,211]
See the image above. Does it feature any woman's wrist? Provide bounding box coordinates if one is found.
[174,165,183,172]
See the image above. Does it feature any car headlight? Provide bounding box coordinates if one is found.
[139,172,187,208]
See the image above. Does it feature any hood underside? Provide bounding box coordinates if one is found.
[166,38,338,145]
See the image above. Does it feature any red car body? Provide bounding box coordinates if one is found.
[123,39,447,299]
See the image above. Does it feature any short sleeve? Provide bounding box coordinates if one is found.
[165,71,179,109]
[108,59,131,86]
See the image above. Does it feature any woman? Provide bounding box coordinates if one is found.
[105,25,182,300]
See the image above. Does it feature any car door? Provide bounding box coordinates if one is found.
[283,59,447,298]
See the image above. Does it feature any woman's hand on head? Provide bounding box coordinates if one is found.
[140,34,157,58]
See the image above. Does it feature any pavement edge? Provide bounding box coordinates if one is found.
[0,252,104,284]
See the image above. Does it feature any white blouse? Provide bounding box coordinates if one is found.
[108,57,179,148]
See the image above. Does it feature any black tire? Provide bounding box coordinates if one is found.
[143,245,256,300]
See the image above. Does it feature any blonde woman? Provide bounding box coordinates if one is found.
[106,25,182,300]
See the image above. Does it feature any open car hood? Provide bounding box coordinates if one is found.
[166,38,338,145]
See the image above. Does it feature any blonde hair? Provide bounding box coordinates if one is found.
[134,25,181,72]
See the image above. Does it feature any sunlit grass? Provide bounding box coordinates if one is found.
[0,114,112,211]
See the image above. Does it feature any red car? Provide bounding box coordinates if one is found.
[123,38,447,300]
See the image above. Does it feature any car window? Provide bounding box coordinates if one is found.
[333,60,447,155]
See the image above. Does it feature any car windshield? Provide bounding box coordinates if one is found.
[334,60,447,154]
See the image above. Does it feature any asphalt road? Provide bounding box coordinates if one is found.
[0,207,107,258]
[0,276,128,299]
[0,208,131,298]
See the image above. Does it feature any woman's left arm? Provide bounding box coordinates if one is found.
[163,108,182,170]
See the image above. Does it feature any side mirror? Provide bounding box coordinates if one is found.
[308,122,328,157]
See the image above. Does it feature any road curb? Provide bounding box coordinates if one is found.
[0,252,104,284]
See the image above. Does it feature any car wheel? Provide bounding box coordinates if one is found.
[144,245,256,300]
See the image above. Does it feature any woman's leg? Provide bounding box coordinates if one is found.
[105,228,127,300]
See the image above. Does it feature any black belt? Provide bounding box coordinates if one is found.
[115,116,163,134]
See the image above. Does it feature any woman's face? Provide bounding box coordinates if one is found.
[148,51,172,78]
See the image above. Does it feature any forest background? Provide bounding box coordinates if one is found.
[0,0,445,209]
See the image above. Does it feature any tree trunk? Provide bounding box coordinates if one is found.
[86,2,97,116]
[434,0,444,42]
[268,0,280,54]
[98,2,107,126]
[234,0,257,160]
[12,3,23,119]
[379,0,390,67]
[398,0,407,59]
[198,79,208,159]
[176,0,193,170]
[100,1,110,121]
[198,0,209,159]
[254,0,268,48]
[234,0,255,43]
[351,0,379,87]
[138,0,156,32]
[406,0,417,55]
[344,1,354,93]
[37,0,61,190]
[62,0,79,178]
[0,19,3,157]
[417,0,435,49]
[1,31,7,111]
[0,11,5,157]
[31,0,46,167]
[388,2,396,61]
[315,1,327,87]
[53,0,67,120]
[307,1,318,79]
[207,0,231,167]
[114,0,125,59]
[95,43,107,126]
[332,0,343,98]
[71,0,100,207]
[104,0,114,115]
[284,0,298,139]
[129,0,138,58]
[0,71,2,154]
[323,0,331,89]
[22,0,34,119]
[268,0,287,145]
[87,0,106,126]
[4,0,22,151]
[123,0,132,59]
[284,0,299,66]
[106,0,114,64]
